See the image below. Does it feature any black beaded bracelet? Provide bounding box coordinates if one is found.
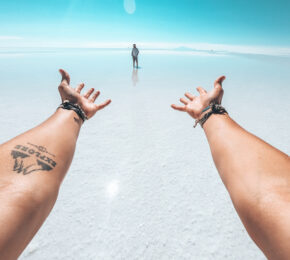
[58,100,88,122]
[194,103,227,128]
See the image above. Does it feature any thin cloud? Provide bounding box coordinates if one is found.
[137,42,290,57]
[0,39,289,57]
[0,36,23,40]
[78,41,290,56]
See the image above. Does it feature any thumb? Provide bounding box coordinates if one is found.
[59,69,70,87]
[214,75,226,89]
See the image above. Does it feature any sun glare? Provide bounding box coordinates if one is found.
[106,180,120,198]
[124,0,136,14]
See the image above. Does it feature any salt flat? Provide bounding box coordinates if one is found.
[1,49,289,259]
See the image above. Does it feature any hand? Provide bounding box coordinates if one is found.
[171,76,225,119]
[58,69,111,119]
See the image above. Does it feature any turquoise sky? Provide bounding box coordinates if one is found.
[0,0,290,47]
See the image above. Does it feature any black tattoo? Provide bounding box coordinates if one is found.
[27,143,55,157]
[11,143,57,175]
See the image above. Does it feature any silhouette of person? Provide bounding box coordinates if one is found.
[131,44,139,68]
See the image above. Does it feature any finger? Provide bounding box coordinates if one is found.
[196,87,207,95]
[97,99,111,110]
[180,98,188,105]
[214,75,226,89]
[84,88,94,99]
[59,69,70,87]
[185,92,195,100]
[90,91,100,102]
[76,83,85,93]
[171,104,186,112]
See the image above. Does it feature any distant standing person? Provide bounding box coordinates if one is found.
[131,44,139,68]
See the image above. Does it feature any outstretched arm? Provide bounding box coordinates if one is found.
[0,69,111,259]
[172,77,290,260]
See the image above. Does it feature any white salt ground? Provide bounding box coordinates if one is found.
[0,49,289,259]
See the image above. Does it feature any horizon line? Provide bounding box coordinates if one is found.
[0,39,290,57]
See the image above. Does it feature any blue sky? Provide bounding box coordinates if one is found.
[1,0,290,49]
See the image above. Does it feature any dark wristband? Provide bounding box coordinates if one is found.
[194,103,227,128]
[58,100,88,122]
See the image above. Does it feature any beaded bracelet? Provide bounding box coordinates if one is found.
[58,100,88,122]
[194,103,227,128]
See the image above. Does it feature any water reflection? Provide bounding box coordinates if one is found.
[132,68,139,86]
[106,180,119,198]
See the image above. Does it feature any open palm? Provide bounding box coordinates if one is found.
[58,69,111,119]
[171,76,225,119]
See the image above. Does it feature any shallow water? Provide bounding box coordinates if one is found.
[1,49,289,259]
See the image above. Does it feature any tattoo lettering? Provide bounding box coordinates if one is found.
[27,143,55,157]
[11,143,57,175]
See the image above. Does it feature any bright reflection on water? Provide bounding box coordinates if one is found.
[106,180,119,198]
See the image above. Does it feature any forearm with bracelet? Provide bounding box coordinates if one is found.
[58,100,88,122]
[194,103,228,128]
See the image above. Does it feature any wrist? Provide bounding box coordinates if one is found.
[58,100,88,122]
[202,113,230,131]
[194,103,228,128]
[55,108,83,127]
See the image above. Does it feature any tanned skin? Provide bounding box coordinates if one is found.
[172,76,290,260]
[0,69,111,260]
[0,72,289,259]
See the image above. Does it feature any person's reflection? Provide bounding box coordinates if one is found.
[132,68,139,86]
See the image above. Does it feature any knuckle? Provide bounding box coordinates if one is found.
[58,84,65,90]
